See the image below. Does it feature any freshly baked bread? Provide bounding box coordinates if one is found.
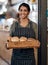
[27,38,35,41]
[20,37,27,41]
[28,38,40,47]
[11,37,19,42]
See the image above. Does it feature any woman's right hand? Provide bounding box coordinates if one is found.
[7,36,11,42]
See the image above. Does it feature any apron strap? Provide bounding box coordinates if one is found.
[29,21,33,29]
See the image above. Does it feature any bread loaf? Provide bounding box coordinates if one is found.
[11,37,19,42]
[27,38,34,41]
[20,37,27,41]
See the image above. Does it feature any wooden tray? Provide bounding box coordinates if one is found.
[6,39,40,49]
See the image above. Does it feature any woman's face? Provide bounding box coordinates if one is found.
[19,6,30,19]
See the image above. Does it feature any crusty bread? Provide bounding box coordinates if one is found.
[20,37,27,41]
[27,38,35,41]
[11,37,19,42]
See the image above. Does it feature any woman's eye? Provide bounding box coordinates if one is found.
[24,10,27,12]
[20,9,27,12]
[20,9,22,11]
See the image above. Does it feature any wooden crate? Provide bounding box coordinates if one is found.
[6,39,40,49]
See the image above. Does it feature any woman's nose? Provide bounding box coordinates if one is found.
[21,10,25,14]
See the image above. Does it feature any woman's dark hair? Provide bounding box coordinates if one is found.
[18,3,30,12]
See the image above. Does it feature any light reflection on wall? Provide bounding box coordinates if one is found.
[0,0,8,15]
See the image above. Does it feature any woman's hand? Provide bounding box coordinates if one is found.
[7,36,11,42]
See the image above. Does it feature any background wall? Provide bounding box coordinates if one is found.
[47,0,48,65]
[47,0,48,27]
[0,31,12,65]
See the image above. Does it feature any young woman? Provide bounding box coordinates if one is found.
[10,3,37,65]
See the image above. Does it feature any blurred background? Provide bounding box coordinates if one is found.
[0,0,38,31]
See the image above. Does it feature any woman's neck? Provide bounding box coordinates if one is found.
[20,18,29,23]
[19,18,29,27]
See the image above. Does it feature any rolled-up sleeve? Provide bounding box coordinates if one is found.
[10,24,13,37]
[32,22,38,39]
[9,22,16,37]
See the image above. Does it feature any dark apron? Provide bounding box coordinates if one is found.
[11,22,36,65]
